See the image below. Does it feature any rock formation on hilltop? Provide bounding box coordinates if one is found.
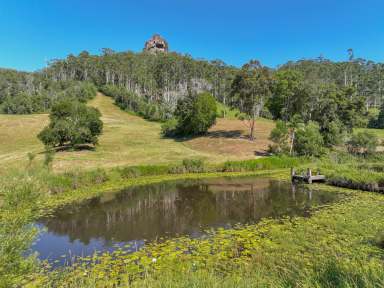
[144,34,169,53]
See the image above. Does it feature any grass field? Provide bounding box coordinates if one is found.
[0,94,274,172]
[355,127,384,140]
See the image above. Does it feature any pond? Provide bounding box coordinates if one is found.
[31,177,340,265]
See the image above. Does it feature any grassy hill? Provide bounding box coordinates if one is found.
[0,93,275,172]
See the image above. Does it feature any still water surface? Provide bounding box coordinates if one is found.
[32,177,339,264]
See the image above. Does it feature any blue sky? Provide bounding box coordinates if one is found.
[0,0,383,71]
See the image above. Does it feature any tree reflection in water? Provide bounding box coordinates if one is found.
[34,177,340,263]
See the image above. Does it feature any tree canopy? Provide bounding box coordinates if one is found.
[38,100,103,148]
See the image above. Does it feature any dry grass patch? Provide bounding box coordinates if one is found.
[185,117,275,159]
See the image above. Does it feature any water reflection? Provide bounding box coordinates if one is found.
[32,177,339,264]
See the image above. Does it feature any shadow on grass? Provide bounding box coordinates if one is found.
[165,130,245,142]
[37,144,96,154]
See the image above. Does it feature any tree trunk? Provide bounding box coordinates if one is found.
[249,113,256,141]
[289,129,295,156]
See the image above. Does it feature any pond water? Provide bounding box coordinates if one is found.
[31,177,340,265]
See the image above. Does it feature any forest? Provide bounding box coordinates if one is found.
[1,49,383,125]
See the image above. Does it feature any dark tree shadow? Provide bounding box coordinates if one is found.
[254,150,271,157]
[204,130,243,139]
[167,130,245,142]
[37,144,96,154]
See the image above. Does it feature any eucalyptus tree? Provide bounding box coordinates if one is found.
[230,60,273,140]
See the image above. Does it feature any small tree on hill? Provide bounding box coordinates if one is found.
[230,60,272,140]
[173,92,217,136]
[38,100,103,148]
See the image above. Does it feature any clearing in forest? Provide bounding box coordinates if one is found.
[0,93,275,172]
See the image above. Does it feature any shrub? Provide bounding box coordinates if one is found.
[161,118,179,137]
[322,119,346,147]
[118,165,170,179]
[269,120,289,154]
[294,121,325,157]
[38,100,103,148]
[347,131,378,155]
[169,159,206,174]
[182,159,205,173]
[174,92,217,136]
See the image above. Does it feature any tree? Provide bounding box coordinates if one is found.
[38,100,103,148]
[231,60,272,140]
[374,103,384,128]
[268,70,308,121]
[294,121,325,157]
[172,92,217,136]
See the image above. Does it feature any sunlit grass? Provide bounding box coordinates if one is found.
[0,94,275,173]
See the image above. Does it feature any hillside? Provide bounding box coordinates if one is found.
[0,93,274,172]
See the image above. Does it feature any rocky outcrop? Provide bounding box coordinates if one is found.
[144,34,169,53]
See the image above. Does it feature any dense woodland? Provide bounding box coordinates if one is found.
[1,49,384,131]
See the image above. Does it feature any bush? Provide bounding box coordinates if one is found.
[322,119,346,147]
[182,159,205,173]
[161,118,179,137]
[294,121,325,157]
[169,159,206,174]
[269,120,289,154]
[174,92,217,136]
[118,165,170,179]
[38,100,103,148]
[347,131,378,155]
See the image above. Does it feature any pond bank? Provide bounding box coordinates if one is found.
[2,155,384,287]
[33,176,342,266]
[35,183,384,287]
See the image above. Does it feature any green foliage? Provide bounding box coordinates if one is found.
[38,100,103,148]
[182,159,205,173]
[0,73,97,114]
[117,165,169,179]
[160,118,178,137]
[268,69,307,121]
[27,152,36,168]
[294,121,325,157]
[100,85,172,121]
[268,120,290,154]
[230,60,273,140]
[371,103,384,129]
[222,155,303,172]
[174,92,217,136]
[0,172,42,287]
[216,101,243,119]
[43,149,55,169]
[347,131,378,155]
